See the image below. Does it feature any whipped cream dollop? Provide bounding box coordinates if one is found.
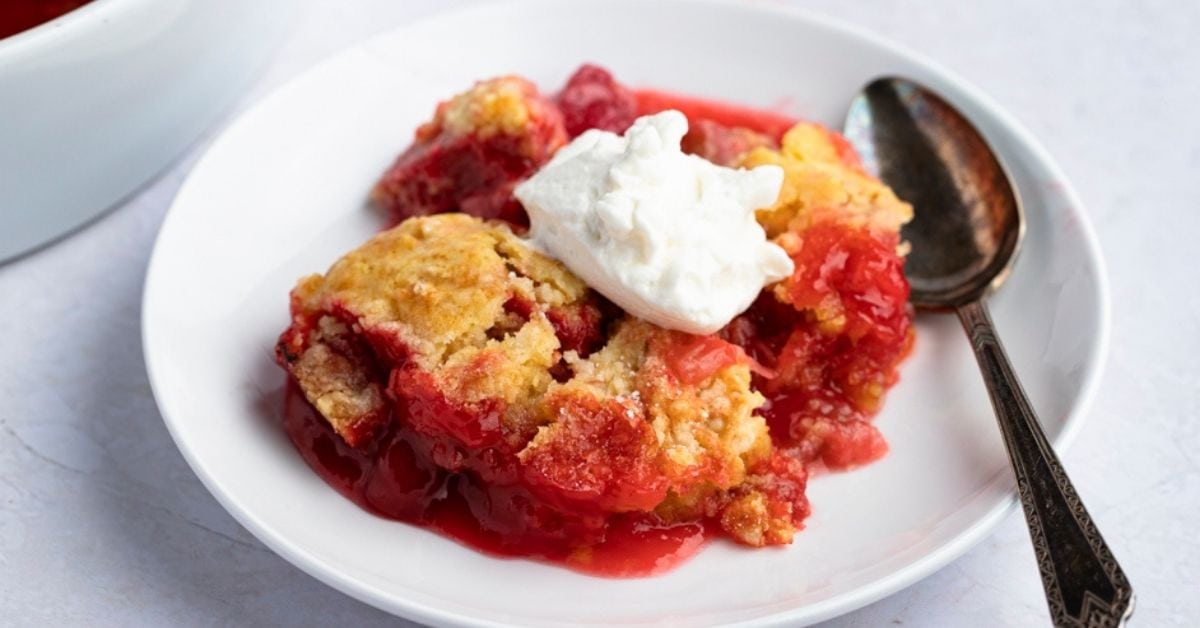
[514,110,793,335]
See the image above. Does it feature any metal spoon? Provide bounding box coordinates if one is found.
[844,78,1134,627]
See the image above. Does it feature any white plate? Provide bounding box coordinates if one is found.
[142,1,1110,626]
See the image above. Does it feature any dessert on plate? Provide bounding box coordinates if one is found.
[276,64,914,576]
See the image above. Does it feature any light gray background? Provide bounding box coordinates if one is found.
[1,1,1196,625]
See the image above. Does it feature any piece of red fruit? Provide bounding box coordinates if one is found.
[556,64,639,138]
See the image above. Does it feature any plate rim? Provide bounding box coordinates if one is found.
[141,1,1112,625]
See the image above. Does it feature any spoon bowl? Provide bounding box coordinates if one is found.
[845,78,1024,307]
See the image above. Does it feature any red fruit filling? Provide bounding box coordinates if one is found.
[724,221,913,469]
[371,76,568,228]
[556,63,639,138]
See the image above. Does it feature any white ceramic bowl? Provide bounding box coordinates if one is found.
[143,1,1110,625]
[0,0,295,262]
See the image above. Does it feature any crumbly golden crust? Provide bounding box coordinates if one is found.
[437,76,540,141]
[277,312,387,446]
[739,123,913,239]
[294,213,583,365]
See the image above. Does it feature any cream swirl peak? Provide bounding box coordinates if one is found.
[515,110,793,335]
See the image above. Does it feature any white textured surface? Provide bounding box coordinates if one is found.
[0,1,1195,625]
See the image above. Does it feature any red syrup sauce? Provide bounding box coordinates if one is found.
[633,89,799,140]
[283,382,710,577]
[0,1,91,40]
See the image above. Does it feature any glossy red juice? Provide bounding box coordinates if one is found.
[283,383,710,577]
[0,1,91,40]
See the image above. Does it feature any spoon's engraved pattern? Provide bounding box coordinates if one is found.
[958,301,1133,627]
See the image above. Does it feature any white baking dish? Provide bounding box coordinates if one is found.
[0,0,295,262]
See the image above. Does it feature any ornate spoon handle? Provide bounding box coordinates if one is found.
[956,300,1134,627]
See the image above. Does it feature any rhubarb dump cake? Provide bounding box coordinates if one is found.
[276,64,914,576]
